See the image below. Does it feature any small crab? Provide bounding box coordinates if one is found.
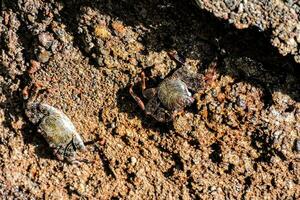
[130,52,214,122]
[25,90,86,163]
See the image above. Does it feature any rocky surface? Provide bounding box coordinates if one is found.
[195,0,300,64]
[1,0,299,198]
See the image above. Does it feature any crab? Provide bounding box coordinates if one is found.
[129,52,215,122]
[25,90,86,163]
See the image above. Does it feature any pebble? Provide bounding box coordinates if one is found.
[38,32,54,49]
[130,156,137,165]
[112,21,126,35]
[37,49,51,63]
[28,60,40,74]
[94,25,111,40]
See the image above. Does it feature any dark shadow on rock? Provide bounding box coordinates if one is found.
[163,152,184,178]
[25,123,56,161]
[250,126,288,163]
[250,128,275,163]
[209,141,223,164]
[56,0,299,101]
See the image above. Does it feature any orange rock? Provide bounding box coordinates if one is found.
[94,25,111,39]
[112,21,125,34]
[28,60,40,74]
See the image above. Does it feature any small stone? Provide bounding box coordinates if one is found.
[98,138,106,146]
[37,49,51,63]
[287,37,297,48]
[38,32,54,49]
[130,156,137,165]
[97,57,104,66]
[128,57,138,65]
[22,86,29,99]
[224,0,239,10]
[209,186,217,192]
[173,113,193,134]
[112,21,125,35]
[28,60,40,74]
[94,25,111,40]
[27,14,35,23]
[238,3,244,13]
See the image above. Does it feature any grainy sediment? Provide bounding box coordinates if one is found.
[1,0,299,198]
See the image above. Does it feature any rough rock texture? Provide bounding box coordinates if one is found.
[195,0,300,64]
[1,0,300,199]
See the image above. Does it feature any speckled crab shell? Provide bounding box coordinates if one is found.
[25,103,85,162]
[158,78,194,111]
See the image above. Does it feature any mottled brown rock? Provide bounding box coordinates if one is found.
[1,0,299,199]
[195,0,300,63]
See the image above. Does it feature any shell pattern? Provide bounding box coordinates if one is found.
[158,79,194,111]
[25,103,85,162]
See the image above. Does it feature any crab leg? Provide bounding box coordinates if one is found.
[129,84,145,111]
[141,72,157,99]
[141,72,146,92]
